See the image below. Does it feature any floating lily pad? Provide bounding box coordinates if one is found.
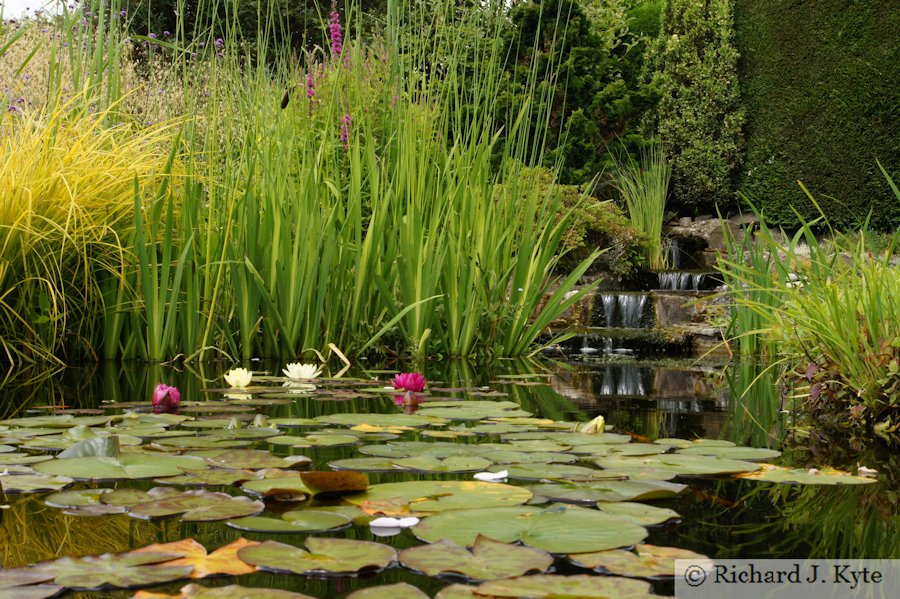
[569,543,712,579]
[232,510,352,533]
[391,456,493,473]
[45,487,113,508]
[460,424,536,435]
[413,504,647,553]
[240,471,310,498]
[577,443,672,457]
[154,469,256,487]
[595,502,681,525]
[346,480,532,513]
[345,583,430,599]
[594,454,761,477]
[133,583,315,598]
[269,434,359,448]
[0,453,53,466]
[527,480,686,504]
[268,418,320,428]
[132,538,260,578]
[237,538,396,575]
[315,413,447,428]
[678,445,781,461]
[32,551,192,591]
[329,457,403,472]
[0,415,112,428]
[203,449,310,470]
[300,471,369,495]
[496,463,624,482]
[0,568,62,599]
[417,405,532,421]
[0,444,17,453]
[473,574,656,598]
[420,430,475,439]
[32,454,204,481]
[151,436,253,450]
[128,490,265,522]
[358,442,478,459]
[734,464,878,485]
[102,487,185,507]
[0,473,73,494]
[63,504,130,517]
[503,431,632,445]
[487,451,578,465]
[399,536,553,581]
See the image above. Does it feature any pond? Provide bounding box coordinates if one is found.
[0,357,896,598]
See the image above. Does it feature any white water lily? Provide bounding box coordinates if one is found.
[283,362,322,380]
[473,470,508,482]
[224,367,253,388]
[369,516,419,536]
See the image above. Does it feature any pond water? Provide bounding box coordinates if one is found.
[0,357,897,598]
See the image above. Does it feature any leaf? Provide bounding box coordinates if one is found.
[228,511,352,533]
[128,490,265,522]
[473,574,656,598]
[32,551,192,591]
[0,474,72,494]
[345,583,430,599]
[32,454,203,480]
[526,480,686,504]
[594,454,761,477]
[268,434,359,448]
[677,445,781,461]
[315,413,447,428]
[133,583,316,598]
[568,544,713,579]
[734,464,878,485]
[57,436,120,458]
[237,538,396,575]
[399,536,553,581]
[391,456,493,473]
[595,502,681,525]
[45,488,113,508]
[132,538,260,578]
[154,469,256,487]
[203,449,309,470]
[328,457,402,472]
[345,480,532,513]
[299,471,369,495]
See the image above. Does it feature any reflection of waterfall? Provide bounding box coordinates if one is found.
[580,335,613,354]
[599,293,648,328]
[598,366,646,396]
[659,272,706,291]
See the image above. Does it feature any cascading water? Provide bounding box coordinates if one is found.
[659,272,706,291]
[663,238,682,269]
[600,293,649,328]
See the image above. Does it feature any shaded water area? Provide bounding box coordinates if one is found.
[1,358,898,598]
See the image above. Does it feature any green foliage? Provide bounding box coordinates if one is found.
[503,0,659,184]
[644,0,744,213]
[734,0,900,231]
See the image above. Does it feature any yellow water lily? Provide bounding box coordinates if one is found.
[283,362,322,380]
[224,367,253,388]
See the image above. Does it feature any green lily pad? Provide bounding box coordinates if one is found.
[503,431,632,445]
[595,502,681,525]
[63,504,130,517]
[269,434,359,448]
[413,504,647,553]
[420,430,475,439]
[346,480,532,513]
[128,490,265,521]
[460,424,536,435]
[594,454,761,477]
[495,463,625,482]
[203,449,310,470]
[0,415,112,428]
[237,538,396,575]
[346,583,430,599]
[358,442,478,459]
[0,444,17,453]
[678,445,782,461]
[0,473,73,494]
[101,487,185,507]
[32,454,203,481]
[734,464,878,485]
[577,443,672,457]
[32,551,192,591]
[45,488,113,508]
[240,472,310,498]
[417,405,532,421]
[227,510,352,533]
[391,456,493,473]
[154,469,256,487]
[151,436,253,450]
[399,536,553,581]
[329,457,404,472]
[0,568,62,599]
[315,413,447,428]
[268,418,320,428]
[474,574,656,598]
[0,453,54,466]
[527,480,687,504]
[569,543,712,579]
[134,583,316,598]
[487,451,577,465]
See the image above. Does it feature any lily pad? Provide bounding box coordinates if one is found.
[315,413,446,428]
[569,543,712,579]
[595,502,681,525]
[203,449,310,470]
[594,454,761,477]
[496,463,625,482]
[269,434,359,448]
[399,536,553,581]
[487,451,577,465]
[32,454,203,481]
[734,464,878,485]
[329,457,403,472]
[154,469,256,487]
[391,456,493,473]
[32,551,191,591]
[237,538,396,575]
[268,418,320,428]
[678,445,782,461]
[413,504,647,553]
[0,568,62,599]
[128,490,265,522]
[473,574,656,598]
[0,453,54,466]
[102,487,185,507]
[300,471,369,495]
[45,487,113,508]
[229,510,352,533]
[417,405,532,420]
[346,583,430,599]
[345,480,532,513]
[131,538,260,578]
[0,473,73,494]
[0,415,112,428]
[239,471,310,498]
[133,583,315,598]
[527,480,687,504]
[151,437,253,450]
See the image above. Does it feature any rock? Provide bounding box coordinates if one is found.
[728,213,759,227]
[653,292,699,327]
[665,218,743,268]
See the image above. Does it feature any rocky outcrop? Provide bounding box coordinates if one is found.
[665,217,745,268]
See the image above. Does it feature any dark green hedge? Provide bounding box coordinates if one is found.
[734,0,900,230]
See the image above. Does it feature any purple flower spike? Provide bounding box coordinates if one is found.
[329,2,343,57]
[152,383,181,412]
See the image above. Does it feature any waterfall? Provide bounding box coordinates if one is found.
[659,272,706,291]
[664,238,682,269]
[600,293,648,328]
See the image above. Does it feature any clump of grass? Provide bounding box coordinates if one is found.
[609,143,670,270]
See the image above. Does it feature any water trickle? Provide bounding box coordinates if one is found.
[599,293,649,328]
[664,238,682,269]
[659,272,706,291]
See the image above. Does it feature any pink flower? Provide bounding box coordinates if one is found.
[329,2,343,57]
[152,384,181,411]
[391,372,426,393]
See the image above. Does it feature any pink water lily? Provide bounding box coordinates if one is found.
[391,372,426,393]
[152,384,181,411]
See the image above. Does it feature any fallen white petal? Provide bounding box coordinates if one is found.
[474,470,508,482]
[369,516,420,529]
[370,526,401,537]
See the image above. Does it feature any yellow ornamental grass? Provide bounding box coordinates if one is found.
[0,98,180,362]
